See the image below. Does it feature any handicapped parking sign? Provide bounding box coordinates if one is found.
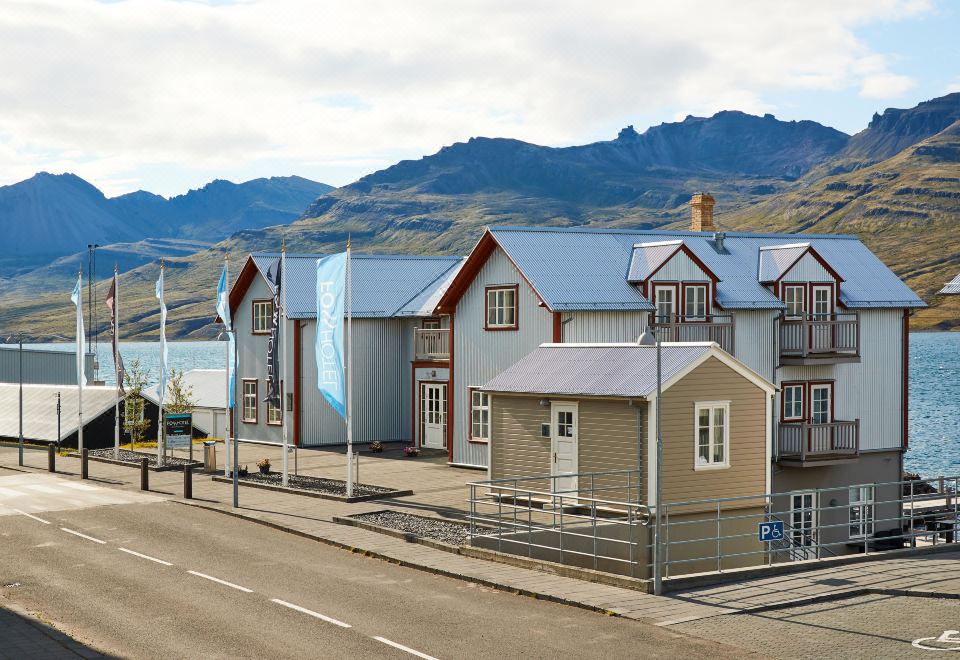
[758,521,784,542]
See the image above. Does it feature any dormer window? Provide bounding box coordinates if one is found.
[784,285,805,319]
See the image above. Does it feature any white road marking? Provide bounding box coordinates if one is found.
[11,509,50,524]
[270,598,351,628]
[119,547,173,566]
[187,571,253,593]
[60,528,106,544]
[373,636,438,660]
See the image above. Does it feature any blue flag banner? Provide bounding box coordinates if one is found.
[216,264,236,409]
[315,253,347,418]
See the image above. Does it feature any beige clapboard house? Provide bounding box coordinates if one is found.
[480,341,775,577]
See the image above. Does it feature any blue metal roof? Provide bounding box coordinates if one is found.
[489,227,926,311]
[250,253,463,319]
[940,272,960,295]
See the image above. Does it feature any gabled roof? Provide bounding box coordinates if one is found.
[438,227,925,312]
[757,243,844,284]
[627,240,684,281]
[480,342,774,398]
[940,272,960,295]
[233,253,463,320]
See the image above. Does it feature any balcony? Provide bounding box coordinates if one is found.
[414,328,450,361]
[779,313,860,365]
[650,314,735,354]
[778,419,860,466]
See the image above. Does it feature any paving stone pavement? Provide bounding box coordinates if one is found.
[672,593,960,659]
[5,442,960,631]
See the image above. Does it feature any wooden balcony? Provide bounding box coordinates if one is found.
[779,313,860,365]
[778,419,860,466]
[414,328,450,361]
[650,314,735,354]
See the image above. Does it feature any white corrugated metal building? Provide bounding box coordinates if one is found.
[145,369,227,438]
[0,346,94,386]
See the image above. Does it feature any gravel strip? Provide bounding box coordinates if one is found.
[350,510,470,546]
[87,448,196,467]
[239,471,395,497]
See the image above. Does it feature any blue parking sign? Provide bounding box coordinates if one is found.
[758,521,784,542]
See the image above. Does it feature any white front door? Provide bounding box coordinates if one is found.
[421,383,446,449]
[551,402,578,493]
[790,492,818,560]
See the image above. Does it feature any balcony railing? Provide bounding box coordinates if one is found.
[778,419,860,464]
[649,313,735,354]
[779,313,860,363]
[414,328,450,361]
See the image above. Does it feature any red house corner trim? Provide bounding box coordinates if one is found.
[553,312,562,342]
[293,319,301,447]
[447,312,455,463]
[903,309,910,451]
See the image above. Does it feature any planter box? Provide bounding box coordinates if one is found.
[210,475,413,503]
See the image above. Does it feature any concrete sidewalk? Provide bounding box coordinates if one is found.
[5,443,960,627]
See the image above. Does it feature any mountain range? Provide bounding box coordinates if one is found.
[1,93,959,340]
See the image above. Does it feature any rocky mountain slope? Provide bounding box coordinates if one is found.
[3,94,960,340]
[0,173,332,275]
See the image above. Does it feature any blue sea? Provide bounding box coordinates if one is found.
[29,334,960,477]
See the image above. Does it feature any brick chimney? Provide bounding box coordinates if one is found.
[690,193,716,232]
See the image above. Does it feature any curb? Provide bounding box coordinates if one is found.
[332,512,465,553]
[210,475,412,503]
[171,499,620,619]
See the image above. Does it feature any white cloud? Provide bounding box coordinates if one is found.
[0,0,932,195]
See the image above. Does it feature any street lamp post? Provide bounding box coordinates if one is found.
[638,328,663,596]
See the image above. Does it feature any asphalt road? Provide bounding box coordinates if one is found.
[0,474,745,659]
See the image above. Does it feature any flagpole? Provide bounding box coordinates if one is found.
[223,255,231,478]
[345,237,353,498]
[77,268,84,456]
[157,259,164,468]
[114,264,120,460]
[281,242,289,487]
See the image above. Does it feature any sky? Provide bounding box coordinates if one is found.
[0,0,957,197]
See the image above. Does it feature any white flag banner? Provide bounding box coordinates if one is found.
[71,273,85,387]
[156,266,168,406]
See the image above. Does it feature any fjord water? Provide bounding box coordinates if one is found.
[29,334,960,478]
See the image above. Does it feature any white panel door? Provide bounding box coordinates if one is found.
[551,402,578,493]
[422,384,446,449]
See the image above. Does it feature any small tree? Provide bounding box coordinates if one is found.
[166,368,197,414]
[123,359,151,447]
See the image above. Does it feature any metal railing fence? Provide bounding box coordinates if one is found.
[467,472,960,582]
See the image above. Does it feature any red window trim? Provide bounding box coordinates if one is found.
[241,379,258,424]
[780,281,839,315]
[780,380,835,423]
[484,284,520,331]
[467,386,490,444]
[251,298,273,335]
[780,381,806,421]
[651,282,680,319]
[266,380,283,426]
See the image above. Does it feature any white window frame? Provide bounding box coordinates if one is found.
[693,401,730,470]
[782,384,804,421]
[485,286,518,329]
[810,383,832,424]
[849,485,875,540]
[783,285,805,319]
[252,300,273,334]
[791,492,817,550]
[812,284,833,319]
[470,389,490,442]
[266,382,283,426]
[684,284,708,321]
[242,380,258,423]
[653,285,676,322]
